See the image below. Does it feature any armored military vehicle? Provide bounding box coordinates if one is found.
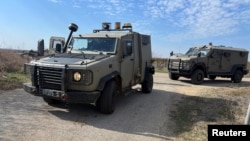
[168,43,249,84]
[23,22,155,114]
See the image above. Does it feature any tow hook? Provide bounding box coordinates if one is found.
[61,94,67,101]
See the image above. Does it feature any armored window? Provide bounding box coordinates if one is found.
[70,37,116,53]
[70,38,88,50]
[211,52,222,58]
[141,35,150,45]
[240,52,246,57]
[123,40,133,57]
[200,51,207,56]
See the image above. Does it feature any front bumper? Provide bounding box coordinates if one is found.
[23,83,101,104]
[168,69,192,76]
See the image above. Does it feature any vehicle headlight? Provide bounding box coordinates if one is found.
[72,70,92,85]
[182,62,190,70]
[73,72,81,81]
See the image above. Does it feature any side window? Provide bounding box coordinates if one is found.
[142,35,150,45]
[211,51,222,58]
[240,52,247,57]
[123,40,133,57]
[200,51,207,56]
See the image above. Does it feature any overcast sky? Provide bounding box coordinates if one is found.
[0,0,250,58]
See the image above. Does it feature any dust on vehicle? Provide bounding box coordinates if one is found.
[168,43,249,84]
[23,22,155,114]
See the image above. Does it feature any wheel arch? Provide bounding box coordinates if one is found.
[97,71,121,92]
[231,64,244,75]
[192,63,206,75]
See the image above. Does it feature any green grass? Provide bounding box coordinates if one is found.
[0,72,30,90]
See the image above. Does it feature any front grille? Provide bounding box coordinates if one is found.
[170,61,180,69]
[37,66,64,90]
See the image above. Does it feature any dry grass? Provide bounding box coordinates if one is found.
[0,50,31,73]
[170,86,250,141]
[152,58,168,73]
[0,49,31,90]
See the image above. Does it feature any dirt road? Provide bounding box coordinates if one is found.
[1,73,250,141]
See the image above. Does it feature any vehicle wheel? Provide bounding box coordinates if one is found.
[169,72,179,80]
[43,97,59,105]
[231,70,243,83]
[208,75,216,80]
[99,80,117,114]
[191,69,204,84]
[141,73,153,93]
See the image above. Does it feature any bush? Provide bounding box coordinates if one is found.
[0,50,31,73]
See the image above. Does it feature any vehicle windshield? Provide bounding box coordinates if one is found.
[185,48,210,56]
[69,37,116,53]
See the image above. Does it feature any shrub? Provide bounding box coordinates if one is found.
[0,49,31,73]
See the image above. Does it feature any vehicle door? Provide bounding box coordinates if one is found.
[220,51,232,72]
[120,35,135,88]
[207,50,224,73]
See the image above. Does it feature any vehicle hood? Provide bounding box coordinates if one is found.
[31,54,109,65]
[169,54,197,61]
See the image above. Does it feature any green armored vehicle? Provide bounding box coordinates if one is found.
[23,22,155,114]
[168,43,249,84]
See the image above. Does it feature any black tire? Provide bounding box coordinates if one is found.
[191,69,204,84]
[231,70,243,83]
[208,75,216,80]
[141,73,153,93]
[169,72,179,80]
[43,97,59,105]
[99,80,117,114]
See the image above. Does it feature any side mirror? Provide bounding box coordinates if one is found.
[209,53,214,58]
[55,44,61,53]
[37,39,44,56]
[197,52,201,57]
[170,51,173,56]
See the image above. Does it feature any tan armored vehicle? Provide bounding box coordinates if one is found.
[23,22,155,114]
[168,43,249,84]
